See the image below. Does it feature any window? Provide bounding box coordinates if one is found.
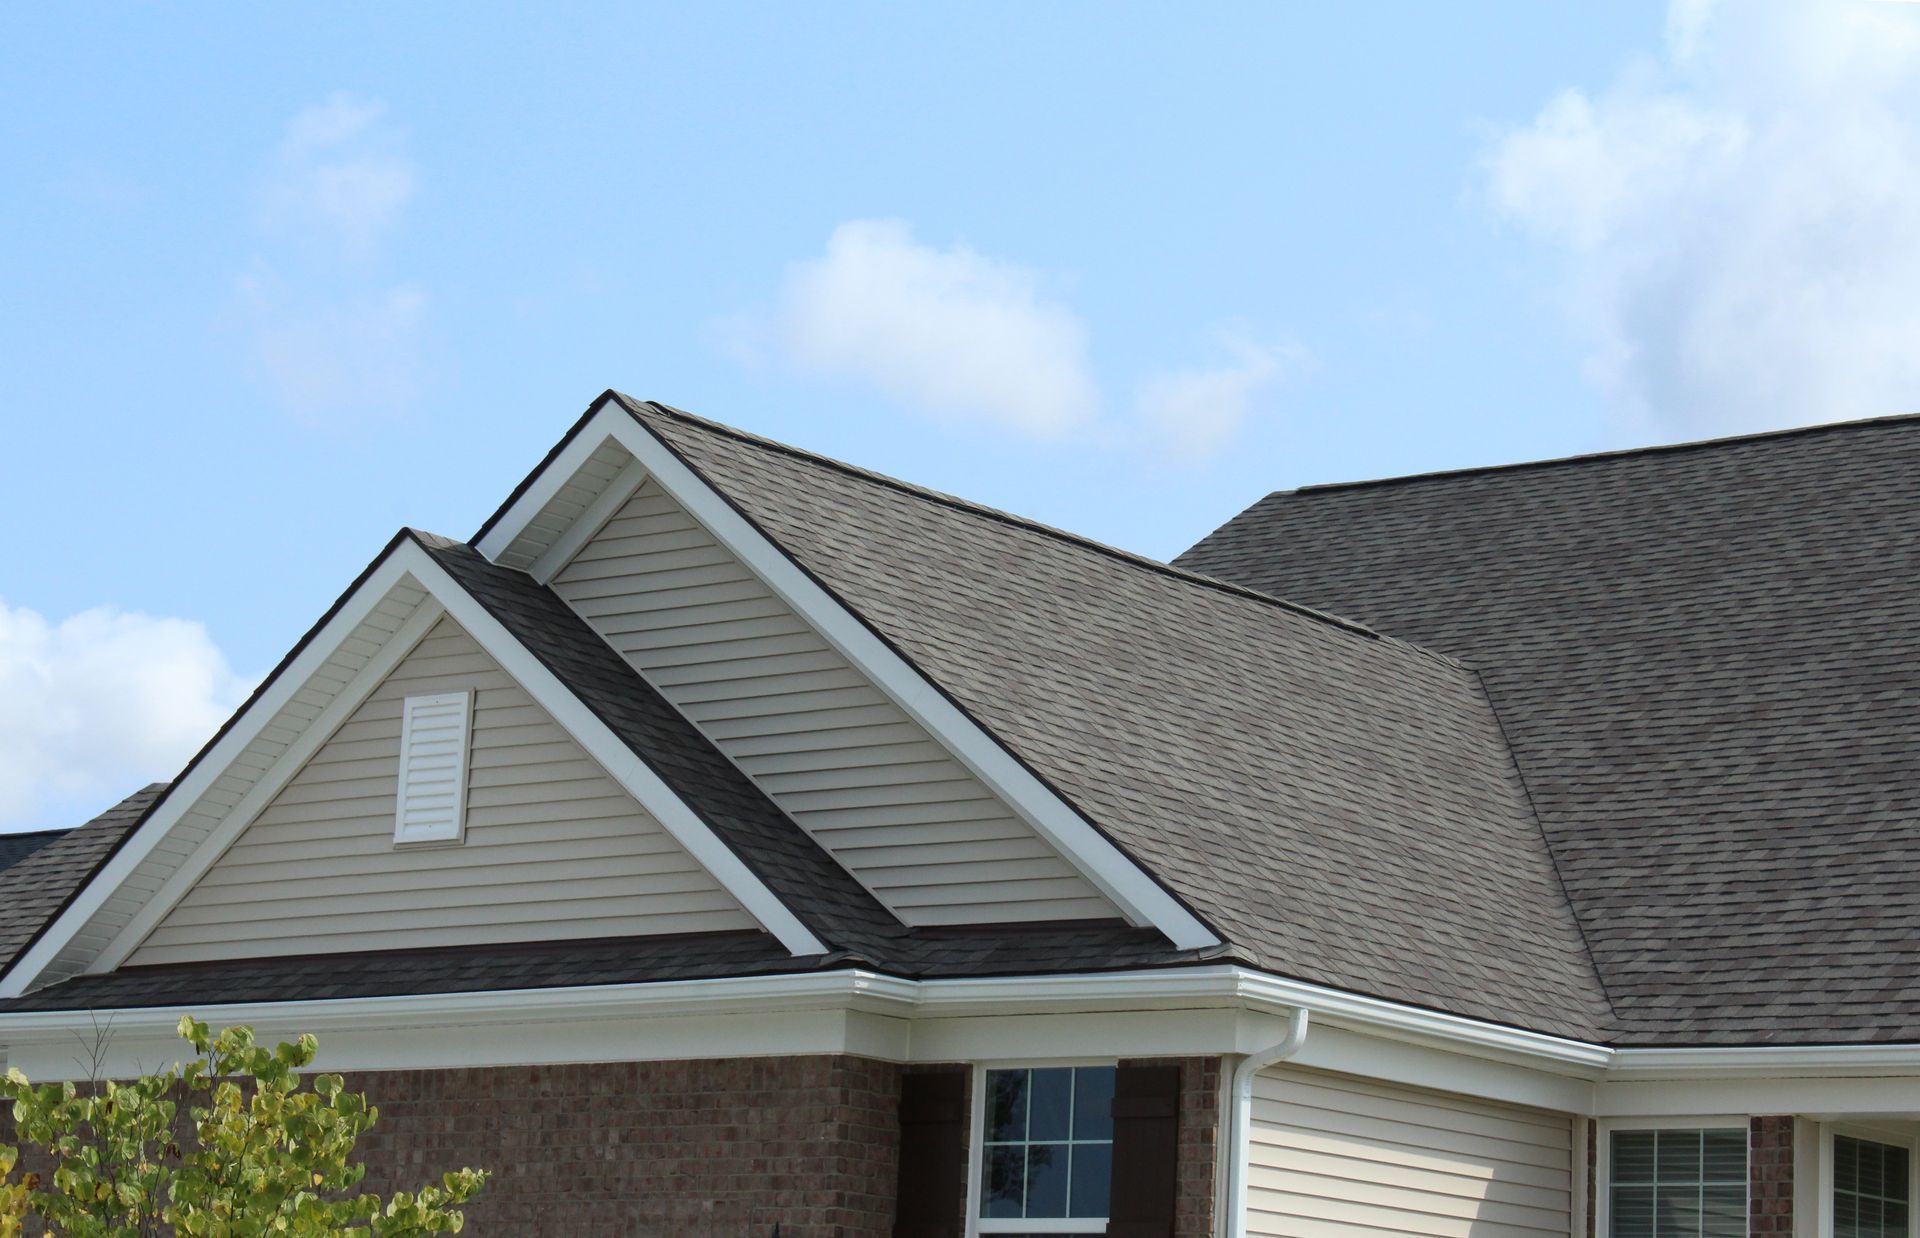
[1834,1134,1912,1238]
[977,1065,1114,1234]
[1608,1128,1747,1238]
[394,691,473,845]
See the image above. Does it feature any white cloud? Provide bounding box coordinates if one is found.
[1485,0,1920,436]
[1136,334,1308,463]
[237,264,429,422]
[0,601,251,830]
[238,95,433,422]
[765,219,1100,438]
[260,93,417,260]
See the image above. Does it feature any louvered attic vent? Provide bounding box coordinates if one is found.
[394,691,473,845]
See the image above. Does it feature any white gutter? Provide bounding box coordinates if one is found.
[1608,1041,1920,1077]
[0,965,1613,1074]
[1224,1007,1310,1238]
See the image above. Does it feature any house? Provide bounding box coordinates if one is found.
[2,391,1917,1237]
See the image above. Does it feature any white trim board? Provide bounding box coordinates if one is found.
[6,538,826,997]
[474,400,1218,951]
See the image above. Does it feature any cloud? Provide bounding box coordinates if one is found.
[1136,334,1309,463]
[260,93,417,261]
[0,601,251,831]
[762,219,1100,438]
[1484,0,1920,436]
[236,265,429,421]
[238,95,433,422]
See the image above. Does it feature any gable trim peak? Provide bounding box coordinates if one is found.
[474,395,1221,952]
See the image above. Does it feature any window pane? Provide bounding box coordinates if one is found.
[1659,1183,1705,1238]
[1839,1136,1863,1196]
[1611,1184,1655,1238]
[1884,1200,1909,1238]
[1702,1129,1747,1183]
[1029,1068,1073,1142]
[987,1070,1029,1143]
[1860,1140,1887,1199]
[1660,1129,1703,1183]
[1837,1188,1861,1238]
[1026,1144,1070,1218]
[1069,1142,1112,1218]
[983,1144,1025,1217]
[1700,1185,1745,1238]
[1886,1143,1911,1204]
[1614,1132,1658,1184]
[1072,1065,1116,1141]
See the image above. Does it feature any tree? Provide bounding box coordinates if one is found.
[0,1017,487,1236]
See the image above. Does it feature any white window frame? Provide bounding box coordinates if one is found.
[967,1059,1119,1237]
[394,690,474,846]
[1817,1121,1920,1238]
[1595,1115,1750,1238]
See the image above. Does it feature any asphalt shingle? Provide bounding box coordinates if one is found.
[621,397,1612,1041]
[1178,415,1920,1045]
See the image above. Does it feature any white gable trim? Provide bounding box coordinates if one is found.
[477,403,1220,950]
[88,592,449,974]
[5,540,823,997]
[528,455,648,585]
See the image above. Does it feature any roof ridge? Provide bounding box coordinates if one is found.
[622,395,1382,641]
[1283,410,1920,498]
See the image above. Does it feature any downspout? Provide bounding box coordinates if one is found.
[1224,1006,1310,1238]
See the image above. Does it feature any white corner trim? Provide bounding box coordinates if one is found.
[527,456,649,585]
[88,594,448,975]
[1,555,434,998]
[398,543,826,956]
[479,405,1218,950]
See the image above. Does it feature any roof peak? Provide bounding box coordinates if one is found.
[1284,410,1920,499]
[621,394,1382,642]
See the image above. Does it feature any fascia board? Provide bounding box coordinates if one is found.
[0,965,1615,1076]
[1608,1043,1920,1079]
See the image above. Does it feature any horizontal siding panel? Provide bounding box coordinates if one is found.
[198,830,691,885]
[155,868,727,927]
[128,615,753,966]
[1247,1068,1573,1238]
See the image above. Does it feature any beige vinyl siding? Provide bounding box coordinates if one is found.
[1247,1067,1576,1238]
[129,615,755,965]
[551,477,1115,925]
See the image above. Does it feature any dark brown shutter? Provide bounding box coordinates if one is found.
[894,1070,968,1238]
[1106,1064,1183,1238]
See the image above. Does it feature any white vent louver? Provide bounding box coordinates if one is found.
[394,691,473,844]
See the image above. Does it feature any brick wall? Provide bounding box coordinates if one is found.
[345,1055,905,1237]
[5,1053,1224,1237]
[1121,1055,1223,1238]
[1749,1115,1794,1238]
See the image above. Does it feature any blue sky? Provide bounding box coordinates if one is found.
[6,1,1919,831]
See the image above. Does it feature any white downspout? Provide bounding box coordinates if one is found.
[1224,1006,1310,1238]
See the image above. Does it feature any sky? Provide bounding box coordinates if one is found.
[5,0,1920,832]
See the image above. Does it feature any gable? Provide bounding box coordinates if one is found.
[549,476,1118,926]
[127,615,756,966]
